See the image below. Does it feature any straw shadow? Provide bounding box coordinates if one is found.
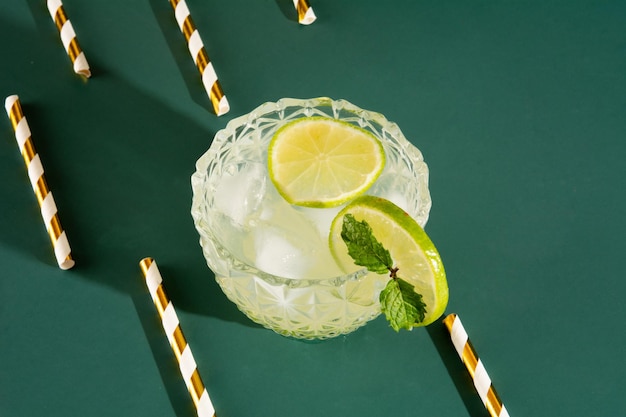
[147,0,218,115]
[149,262,259,331]
[130,262,258,416]
[274,0,299,24]
[23,0,53,35]
[132,290,196,417]
[427,319,491,417]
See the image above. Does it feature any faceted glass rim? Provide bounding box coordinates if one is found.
[191,97,431,288]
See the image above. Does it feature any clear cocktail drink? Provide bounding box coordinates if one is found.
[191,97,431,339]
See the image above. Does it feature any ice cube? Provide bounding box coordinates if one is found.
[253,224,314,279]
[368,172,411,213]
[294,205,343,239]
[213,162,266,225]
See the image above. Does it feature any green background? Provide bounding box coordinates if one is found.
[1,1,625,416]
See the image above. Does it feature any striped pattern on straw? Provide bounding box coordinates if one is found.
[139,258,216,417]
[292,0,316,25]
[169,0,229,116]
[4,95,75,270]
[443,314,510,417]
[46,0,91,78]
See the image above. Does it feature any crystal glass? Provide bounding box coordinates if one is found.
[191,97,431,339]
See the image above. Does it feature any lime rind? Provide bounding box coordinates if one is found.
[329,195,448,327]
[268,117,386,208]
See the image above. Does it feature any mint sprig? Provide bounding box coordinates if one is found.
[341,214,427,331]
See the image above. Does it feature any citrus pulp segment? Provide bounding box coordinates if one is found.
[329,195,448,326]
[268,117,385,208]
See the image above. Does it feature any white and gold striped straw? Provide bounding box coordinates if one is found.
[139,258,216,417]
[4,95,75,270]
[46,0,91,78]
[169,0,229,116]
[443,314,510,417]
[292,0,316,25]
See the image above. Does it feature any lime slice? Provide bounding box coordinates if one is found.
[268,117,385,208]
[329,195,448,326]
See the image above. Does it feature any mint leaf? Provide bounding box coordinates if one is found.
[379,277,427,331]
[340,214,392,274]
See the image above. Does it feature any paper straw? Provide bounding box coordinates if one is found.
[139,258,216,417]
[443,314,510,417]
[169,0,229,116]
[292,0,316,25]
[4,95,75,270]
[46,0,91,78]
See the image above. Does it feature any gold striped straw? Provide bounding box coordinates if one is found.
[4,95,75,270]
[443,314,510,417]
[139,258,217,417]
[46,0,91,78]
[169,0,229,116]
[292,0,317,25]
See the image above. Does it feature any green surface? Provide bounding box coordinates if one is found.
[1,1,625,416]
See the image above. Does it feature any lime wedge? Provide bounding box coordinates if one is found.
[329,195,448,326]
[268,117,385,208]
